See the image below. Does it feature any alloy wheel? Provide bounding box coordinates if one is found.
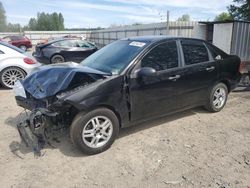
[82,116,113,148]
[1,68,25,88]
[213,87,226,109]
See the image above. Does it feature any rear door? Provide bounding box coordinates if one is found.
[51,40,79,62]
[73,41,97,62]
[179,39,219,105]
[60,40,96,62]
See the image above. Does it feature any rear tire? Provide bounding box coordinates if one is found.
[50,54,65,64]
[0,67,26,89]
[204,83,228,112]
[70,108,119,155]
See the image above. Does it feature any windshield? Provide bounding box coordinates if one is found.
[80,40,149,74]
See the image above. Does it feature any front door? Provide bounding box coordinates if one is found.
[129,40,186,122]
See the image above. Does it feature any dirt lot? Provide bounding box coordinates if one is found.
[0,88,249,188]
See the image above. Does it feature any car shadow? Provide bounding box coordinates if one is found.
[0,87,9,90]
[233,85,250,92]
[118,109,199,139]
[5,107,207,158]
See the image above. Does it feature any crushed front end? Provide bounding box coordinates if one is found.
[14,82,78,156]
[13,63,109,155]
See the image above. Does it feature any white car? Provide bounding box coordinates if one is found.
[0,42,41,89]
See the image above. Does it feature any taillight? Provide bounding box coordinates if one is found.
[239,61,247,74]
[23,58,35,64]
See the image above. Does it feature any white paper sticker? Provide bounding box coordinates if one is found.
[129,41,146,48]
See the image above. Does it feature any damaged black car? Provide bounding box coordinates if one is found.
[13,36,242,155]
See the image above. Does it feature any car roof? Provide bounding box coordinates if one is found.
[48,38,73,44]
[124,35,206,43]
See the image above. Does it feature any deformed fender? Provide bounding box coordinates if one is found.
[63,76,131,127]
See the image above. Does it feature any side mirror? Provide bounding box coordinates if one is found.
[136,67,157,77]
[215,55,222,61]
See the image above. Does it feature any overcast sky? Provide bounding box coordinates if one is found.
[2,0,233,28]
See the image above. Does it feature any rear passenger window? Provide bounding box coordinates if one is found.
[11,36,24,41]
[53,40,76,47]
[206,43,227,59]
[141,41,178,71]
[181,40,209,65]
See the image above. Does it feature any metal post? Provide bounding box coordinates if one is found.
[166,10,170,35]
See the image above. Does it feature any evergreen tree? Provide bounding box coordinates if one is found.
[58,13,64,30]
[0,1,6,31]
[28,12,65,31]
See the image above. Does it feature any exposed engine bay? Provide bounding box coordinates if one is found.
[14,62,110,155]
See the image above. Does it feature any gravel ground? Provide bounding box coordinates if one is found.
[0,88,249,188]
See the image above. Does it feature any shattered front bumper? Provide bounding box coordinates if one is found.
[17,119,45,156]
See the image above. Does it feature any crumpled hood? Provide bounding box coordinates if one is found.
[22,62,110,99]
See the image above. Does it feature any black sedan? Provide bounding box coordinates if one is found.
[14,36,242,155]
[33,39,98,64]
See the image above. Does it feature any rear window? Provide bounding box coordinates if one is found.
[181,40,209,65]
[10,35,25,41]
[205,42,228,59]
[0,42,25,53]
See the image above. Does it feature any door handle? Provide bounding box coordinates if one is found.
[168,75,181,81]
[206,66,215,71]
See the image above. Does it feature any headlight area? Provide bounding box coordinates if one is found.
[13,80,26,98]
[15,84,83,156]
[16,96,78,156]
[56,85,86,99]
[17,104,77,156]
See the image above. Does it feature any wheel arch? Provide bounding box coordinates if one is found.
[74,104,122,128]
[18,44,27,48]
[0,66,27,76]
[219,79,231,92]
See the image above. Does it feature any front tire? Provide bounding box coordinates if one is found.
[205,83,228,112]
[70,108,119,155]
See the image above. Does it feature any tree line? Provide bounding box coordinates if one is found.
[27,12,64,31]
[0,1,64,32]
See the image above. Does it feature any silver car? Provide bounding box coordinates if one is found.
[0,42,41,89]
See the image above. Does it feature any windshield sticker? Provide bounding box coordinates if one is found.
[129,41,146,48]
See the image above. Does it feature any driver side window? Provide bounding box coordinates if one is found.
[141,41,179,71]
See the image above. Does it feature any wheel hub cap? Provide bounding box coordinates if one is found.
[82,116,113,148]
[213,87,226,109]
[1,68,25,88]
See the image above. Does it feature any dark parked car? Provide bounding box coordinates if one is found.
[14,36,242,155]
[33,39,98,64]
[2,35,32,51]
